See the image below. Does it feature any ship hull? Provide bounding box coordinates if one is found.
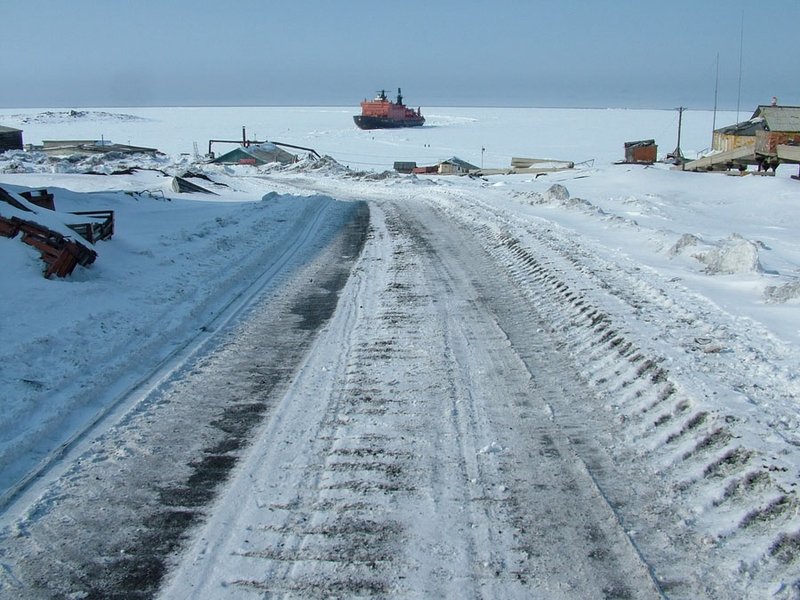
[353,115,425,130]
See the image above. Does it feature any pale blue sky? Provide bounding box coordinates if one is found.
[1,0,797,109]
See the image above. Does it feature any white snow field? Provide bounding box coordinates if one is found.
[0,106,799,599]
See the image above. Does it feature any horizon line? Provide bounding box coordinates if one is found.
[0,102,749,113]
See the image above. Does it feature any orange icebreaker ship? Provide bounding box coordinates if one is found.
[353,88,425,129]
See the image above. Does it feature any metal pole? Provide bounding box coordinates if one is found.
[736,11,744,123]
[672,107,685,168]
[712,53,719,147]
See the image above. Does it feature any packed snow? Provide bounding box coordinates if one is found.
[1,105,799,598]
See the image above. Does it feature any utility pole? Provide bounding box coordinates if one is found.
[671,106,686,168]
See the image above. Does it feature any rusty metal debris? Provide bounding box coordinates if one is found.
[0,186,111,278]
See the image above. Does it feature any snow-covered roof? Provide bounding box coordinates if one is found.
[211,143,296,165]
[714,117,765,136]
[39,140,160,156]
[440,156,478,170]
[624,139,656,148]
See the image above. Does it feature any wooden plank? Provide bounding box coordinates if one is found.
[511,157,574,168]
[0,186,31,212]
[683,144,756,171]
[47,248,78,279]
[473,166,574,177]
[67,210,114,242]
[19,189,55,211]
[777,145,800,163]
[0,217,20,238]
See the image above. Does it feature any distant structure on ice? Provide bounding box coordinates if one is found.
[0,125,23,152]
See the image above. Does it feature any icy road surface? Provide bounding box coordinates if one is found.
[2,175,800,599]
[160,198,662,599]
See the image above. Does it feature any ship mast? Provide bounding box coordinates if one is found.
[396,88,403,105]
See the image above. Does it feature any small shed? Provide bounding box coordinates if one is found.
[393,161,417,174]
[211,143,296,166]
[624,139,657,164]
[0,126,23,152]
[438,156,478,175]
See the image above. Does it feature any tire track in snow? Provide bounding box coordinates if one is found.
[161,197,663,598]
[160,205,419,597]
[240,174,800,596]
[426,189,800,597]
[396,201,662,598]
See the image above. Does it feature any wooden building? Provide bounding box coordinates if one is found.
[0,126,23,152]
[712,105,800,152]
[437,156,478,175]
[712,119,763,152]
[685,104,800,173]
[753,105,800,154]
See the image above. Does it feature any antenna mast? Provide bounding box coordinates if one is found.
[736,11,744,122]
[712,52,719,146]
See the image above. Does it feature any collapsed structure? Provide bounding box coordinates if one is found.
[210,142,296,166]
[0,186,112,278]
[35,140,161,157]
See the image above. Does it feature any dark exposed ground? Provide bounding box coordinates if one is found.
[0,202,369,600]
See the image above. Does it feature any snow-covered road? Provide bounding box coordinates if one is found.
[160,196,662,598]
